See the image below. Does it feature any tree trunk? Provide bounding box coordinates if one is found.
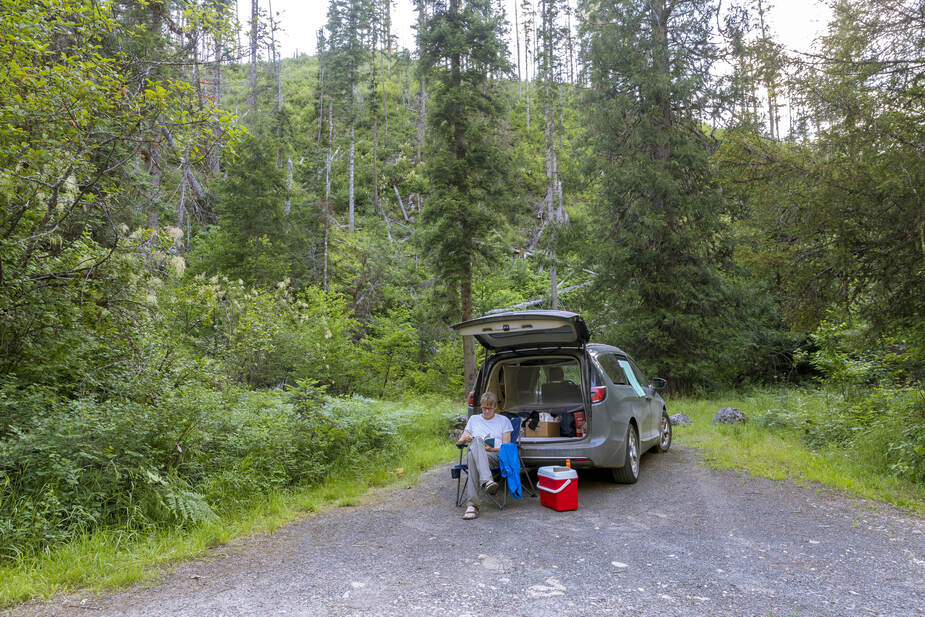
[461,262,476,392]
[394,185,409,221]
[515,3,522,97]
[192,28,203,111]
[268,0,281,114]
[416,81,426,164]
[381,2,390,149]
[381,52,389,150]
[523,0,532,130]
[348,124,355,232]
[372,113,379,213]
[147,123,161,259]
[317,79,324,144]
[550,250,558,309]
[284,157,293,215]
[248,0,258,111]
[566,0,575,83]
[372,20,380,214]
[757,0,778,139]
[176,171,187,231]
[324,101,334,289]
[211,28,223,174]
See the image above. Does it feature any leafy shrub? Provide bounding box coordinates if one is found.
[752,317,925,485]
[0,375,406,560]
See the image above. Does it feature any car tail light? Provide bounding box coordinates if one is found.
[590,386,606,404]
[467,391,475,406]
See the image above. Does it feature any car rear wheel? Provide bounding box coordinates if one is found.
[610,423,639,484]
[652,410,672,453]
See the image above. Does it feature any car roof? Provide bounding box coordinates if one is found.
[586,342,630,357]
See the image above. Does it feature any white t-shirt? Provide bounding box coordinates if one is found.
[464,413,513,448]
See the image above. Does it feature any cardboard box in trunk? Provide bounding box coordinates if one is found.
[524,421,560,438]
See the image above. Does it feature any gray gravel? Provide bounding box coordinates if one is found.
[7,447,925,617]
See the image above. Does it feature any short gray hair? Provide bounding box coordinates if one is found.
[480,391,498,406]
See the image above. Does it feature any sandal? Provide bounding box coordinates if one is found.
[462,505,479,520]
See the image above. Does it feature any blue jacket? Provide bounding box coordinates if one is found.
[498,443,522,499]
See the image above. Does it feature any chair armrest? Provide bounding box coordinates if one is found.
[456,443,467,449]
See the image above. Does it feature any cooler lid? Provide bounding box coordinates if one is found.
[452,310,590,351]
[537,465,578,480]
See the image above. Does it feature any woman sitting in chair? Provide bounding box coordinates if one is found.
[457,391,512,520]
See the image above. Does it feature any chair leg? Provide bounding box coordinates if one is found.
[456,473,468,507]
[520,459,537,498]
[455,447,469,508]
[484,476,506,510]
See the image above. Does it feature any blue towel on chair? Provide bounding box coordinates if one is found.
[498,443,522,499]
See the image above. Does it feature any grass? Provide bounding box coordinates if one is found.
[668,387,925,514]
[0,398,461,608]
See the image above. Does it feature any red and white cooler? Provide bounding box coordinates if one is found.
[537,466,578,511]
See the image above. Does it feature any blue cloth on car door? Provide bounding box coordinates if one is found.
[498,443,522,499]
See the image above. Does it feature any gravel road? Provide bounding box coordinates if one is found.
[7,447,925,617]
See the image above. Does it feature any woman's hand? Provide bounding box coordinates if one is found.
[457,430,473,445]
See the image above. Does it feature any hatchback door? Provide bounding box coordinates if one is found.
[452,310,590,351]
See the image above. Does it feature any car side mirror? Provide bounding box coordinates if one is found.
[651,377,666,391]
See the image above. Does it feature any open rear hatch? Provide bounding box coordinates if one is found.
[452,310,590,351]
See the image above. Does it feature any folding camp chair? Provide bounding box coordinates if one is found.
[451,415,537,510]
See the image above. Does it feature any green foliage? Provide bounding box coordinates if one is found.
[579,0,773,391]
[672,388,925,512]
[714,0,924,343]
[187,135,295,287]
[754,317,925,483]
[361,306,419,398]
[0,379,409,561]
[416,0,516,294]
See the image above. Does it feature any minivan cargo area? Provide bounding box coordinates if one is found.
[482,355,588,439]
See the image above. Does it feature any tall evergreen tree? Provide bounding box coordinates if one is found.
[580,0,743,390]
[325,0,373,232]
[416,0,513,390]
[538,0,568,307]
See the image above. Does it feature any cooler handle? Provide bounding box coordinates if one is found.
[537,479,572,494]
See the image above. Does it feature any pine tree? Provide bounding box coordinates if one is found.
[416,0,513,390]
[538,0,568,308]
[325,0,373,233]
[580,0,743,390]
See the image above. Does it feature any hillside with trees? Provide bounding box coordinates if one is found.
[0,0,922,575]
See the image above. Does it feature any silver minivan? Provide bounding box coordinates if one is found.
[453,310,672,483]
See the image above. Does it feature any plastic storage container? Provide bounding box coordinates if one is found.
[537,465,578,511]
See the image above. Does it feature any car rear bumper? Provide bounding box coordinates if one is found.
[518,435,624,468]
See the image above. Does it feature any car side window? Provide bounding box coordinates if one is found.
[617,359,647,397]
[596,354,628,385]
[627,359,649,388]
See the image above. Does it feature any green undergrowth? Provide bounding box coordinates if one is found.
[0,398,460,607]
[669,387,925,514]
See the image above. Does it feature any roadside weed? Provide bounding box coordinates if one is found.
[670,388,925,514]
[0,399,459,607]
